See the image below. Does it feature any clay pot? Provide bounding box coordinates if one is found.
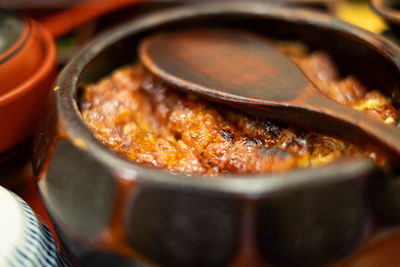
[0,9,57,153]
[33,3,400,266]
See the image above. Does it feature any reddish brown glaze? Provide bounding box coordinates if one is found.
[345,230,400,266]
[81,41,396,176]
[0,16,43,95]
[39,0,144,38]
[0,21,57,153]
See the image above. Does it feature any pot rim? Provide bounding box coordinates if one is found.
[0,20,57,105]
[55,2,399,196]
[0,12,30,64]
[371,0,400,26]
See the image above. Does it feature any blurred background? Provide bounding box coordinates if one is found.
[1,0,399,266]
[0,0,389,66]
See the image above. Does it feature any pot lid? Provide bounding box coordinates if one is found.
[0,8,26,63]
[0,8,45,96]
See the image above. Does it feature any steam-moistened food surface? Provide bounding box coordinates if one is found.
[81,40,398,176]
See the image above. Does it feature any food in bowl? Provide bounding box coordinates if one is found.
[81,41,397,176]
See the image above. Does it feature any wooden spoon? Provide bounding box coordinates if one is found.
[139,29,400,164]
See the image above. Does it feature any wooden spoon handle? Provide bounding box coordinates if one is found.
[240,91,400,164]
[301,94,400,164]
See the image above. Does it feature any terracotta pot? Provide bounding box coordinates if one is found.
[0,10,57,153]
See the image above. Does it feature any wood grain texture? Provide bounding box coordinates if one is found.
[140,28,400,164]
[141,29,308,102]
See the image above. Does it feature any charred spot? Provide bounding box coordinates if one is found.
[264,121,281,138]
[264,121,275,132]
[283,136,293,147]
[220,129,234,143]
[245,138,263,147]
[174,132,182,140]
[260,146,289,159]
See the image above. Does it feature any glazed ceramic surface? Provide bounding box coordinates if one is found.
[34,3,400,266]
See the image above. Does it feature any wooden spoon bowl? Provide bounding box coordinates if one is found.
[140,28,400,164]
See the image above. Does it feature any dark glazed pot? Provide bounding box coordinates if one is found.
[33,3,400,266]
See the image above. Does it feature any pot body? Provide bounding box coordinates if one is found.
[33,3,400,266]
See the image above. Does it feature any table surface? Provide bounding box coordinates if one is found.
[5,0,400,266]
